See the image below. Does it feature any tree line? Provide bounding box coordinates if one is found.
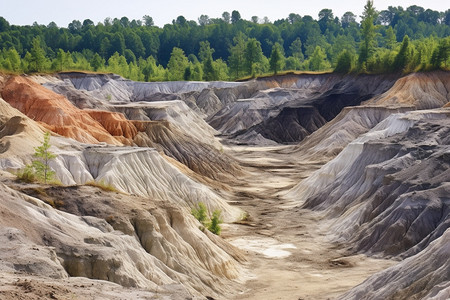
[0,1,449,81]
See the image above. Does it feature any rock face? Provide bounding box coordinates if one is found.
[364,71,450,109]
[288,109,450,257]
[0,181,243,298]
[1,76,124,145]
[50,144,242,221]
[4,75,241,181]
[209,73,398,144]
[338,228,450,300]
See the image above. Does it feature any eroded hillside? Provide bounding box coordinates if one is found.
[0,71,449,299]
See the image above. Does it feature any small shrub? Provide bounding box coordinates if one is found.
[191,202,223,235]
[208,209,223,235]
[15,165,36,183]
[191,202,209,227]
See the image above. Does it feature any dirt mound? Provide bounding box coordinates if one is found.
[364,71,450,109]
[1,76,124,145]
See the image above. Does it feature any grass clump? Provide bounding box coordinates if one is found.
[85,180,119,193]
[191,202,223,235]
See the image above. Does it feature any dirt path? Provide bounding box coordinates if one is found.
[223,145,396,300]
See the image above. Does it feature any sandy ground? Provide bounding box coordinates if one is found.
[222,145,397,300]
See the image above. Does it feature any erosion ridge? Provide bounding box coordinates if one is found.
[0,71,449,299]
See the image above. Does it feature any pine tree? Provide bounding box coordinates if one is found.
[32,131,56,184]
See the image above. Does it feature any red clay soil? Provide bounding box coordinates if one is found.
[1,76,138,145]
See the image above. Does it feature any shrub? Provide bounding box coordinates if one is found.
[208,209,223,235]
[15,165,36,183]
[191,202,223,235]
[191,202,209,227]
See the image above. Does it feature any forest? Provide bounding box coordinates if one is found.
[0,1,449,81]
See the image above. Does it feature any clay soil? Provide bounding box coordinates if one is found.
[222,145,396,300]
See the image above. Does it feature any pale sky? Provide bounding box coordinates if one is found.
[2,0,448,27]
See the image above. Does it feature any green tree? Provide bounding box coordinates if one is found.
[191,202,208,227]
[229,33,246,79]
[244,38,263,76]
[269,43,283,74]
[359,0,377,67]
[431,38,450,69]
[32,132,57,184]
[28,37,46,72]
[392,35,411,71]
[198,41,214,62]
[385,27,397,49]
[3,48,21,72]
[309,46,330,71]
[289,38,304,61]
[334,50,354,73]
[203,57,218,81]
[167,47,188,80]
[90,53,105,71]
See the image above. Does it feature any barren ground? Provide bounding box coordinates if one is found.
[222,144,397,300]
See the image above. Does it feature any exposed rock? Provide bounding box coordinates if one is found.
[364,71,450,109]
[337,228,450,300]
[288,109,450,257]
[1,76,123,145]
[0,181,244,298]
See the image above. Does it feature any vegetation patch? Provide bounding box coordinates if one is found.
[85,180,120,193]
[191,202,223,235]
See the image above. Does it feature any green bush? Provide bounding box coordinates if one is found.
[191,202,223,235]
[208,210,223,235]
[15,165,36,183]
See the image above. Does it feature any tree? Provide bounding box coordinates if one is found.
[309,46,330,71]
[385,27,397,49]
[341,12,356,28]
[244,38,264,76]
[143,15,154,26]
[90,52,105,71]
[229,33,247,79]
[269,43,284,74]
[289,38,304,61]
[208,210,223,235]
[222,12,231,24]
[392,35,411,71]
[198,15,210,26]
[203,57,218,81]
[359,0,378,67]
[198,41,214,62]
[334,50,353,73]
[167,47,188,80]
[28,38,46,72]
[431,38,450,69]
[32,132,57,184]
[231,10,241,24]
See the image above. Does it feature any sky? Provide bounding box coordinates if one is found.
[2,0,448,28]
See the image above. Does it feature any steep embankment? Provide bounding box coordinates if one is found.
[210,73,398,144]
[338,228,450,300]
[6,75,241,181]
[1,76,128,145]
[0,180,244,298]
[50,143,242,221]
